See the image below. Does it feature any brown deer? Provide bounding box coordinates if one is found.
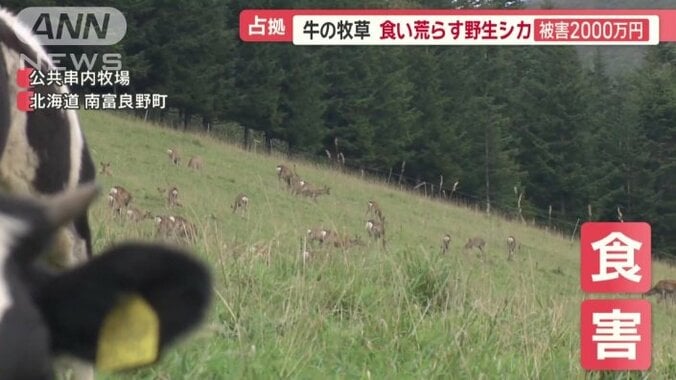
[108,186,132,213]
[307,227,328,245]
[154,215,197,241]
[173,215,198,240]
[299,184,331,202]
[126,207,152,222]
[166,186,181,208]
[366,218,386,249]
[158,186,182,208]
[167,148,181,166]
[232,193,249,216]
[441,234,451,254]
[154,215,176,238]
[321,228,340,245]
[365,200,384,222]
[276,164,296,187]
[507,235,517,261]
[188,156,204,170]
[99,161,112,176]
[290,177,306,195]
[644,280,676,303]
[464,237,486,257]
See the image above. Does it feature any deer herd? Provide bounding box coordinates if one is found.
[101,147,202,243]
[101,153,539,263]
[105,150,676,301]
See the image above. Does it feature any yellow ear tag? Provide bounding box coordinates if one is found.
[96,294,160,371]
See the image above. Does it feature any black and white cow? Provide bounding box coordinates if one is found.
[0,7,212,380]
[0,184,212,379]
[0,7,99,379]
[0,7,95,269]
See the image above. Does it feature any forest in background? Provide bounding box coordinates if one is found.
[3,0,675,258]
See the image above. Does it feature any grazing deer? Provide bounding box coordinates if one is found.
[154,215,197,241]
[126,207,152,222]
[299,184,331,202]
[365,200,384,222]
[158,186,182,208]
[644,280,676,303]
[506,235,517,260]
[173,215,198,241]
[188,156,204,170]
[290,177,306,195]
[108,186,132,213]
[464,237,486,257]
[321,228,340,245]
[307,227,328,245]
[276,164,296,186]
[366,218,386,249]
[155,215,177,238]
[232,193,249,215]
[166,186,182,208]
[167,148,181,166]
[441,234,452,254]
[99,161,112,176]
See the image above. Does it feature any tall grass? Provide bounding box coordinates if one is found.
[84,111,676,380]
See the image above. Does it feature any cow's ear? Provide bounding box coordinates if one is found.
[34,243,212,371]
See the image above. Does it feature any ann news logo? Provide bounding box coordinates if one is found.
[16,7,126,46]
[580,222,652,371]
[14,7,125,72]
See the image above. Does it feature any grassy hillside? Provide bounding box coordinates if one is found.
[84,111,676,379]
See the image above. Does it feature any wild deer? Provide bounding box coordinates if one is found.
[321,228,340,246]
[108,186,132,214]
[441,234,451,254]
[366,218,386,249]
[464,237,486,257]
[154,215,196,241]
[173,215,198,241]
[507,235,517,260]
[99,161,112,176]
[167,148,181,166]
[307,227,328,245]
[157,186,182,208]
[188,156,204,170]
[290,177,306,195]
[166,186,181,208]
[276,164,296,187]
[365,200,384,222]
[644,280,676,303]
[232,193,249,216]
[299,184,331,202]
[155,215,177,238]
[126,207,152,222]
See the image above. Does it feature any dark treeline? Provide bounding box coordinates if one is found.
[5,0,675,257]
